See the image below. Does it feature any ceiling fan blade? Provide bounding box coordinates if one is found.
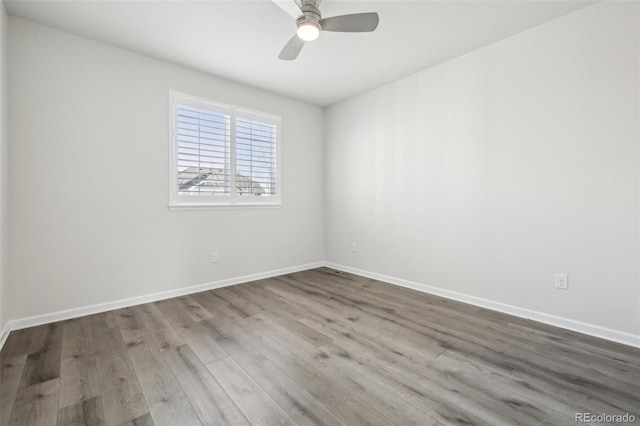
[278,35,305,60]
[319,12,379,32]
[272,0,302,19]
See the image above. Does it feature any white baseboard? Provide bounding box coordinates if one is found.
[0,321,9,350]
[0,261,324,350]
[2,260,638,351]
[324,262,640,349]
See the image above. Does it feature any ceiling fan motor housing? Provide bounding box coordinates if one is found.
[300,3,321,23]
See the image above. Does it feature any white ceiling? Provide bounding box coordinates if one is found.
[5,0,595,106]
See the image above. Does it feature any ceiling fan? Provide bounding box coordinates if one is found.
[273,0,379,61]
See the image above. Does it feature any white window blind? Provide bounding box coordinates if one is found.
[176,105,231,196]
[170,92,281,208]
[236,116,278,197]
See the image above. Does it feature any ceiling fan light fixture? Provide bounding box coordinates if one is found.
[297,21,320,41]
[278,0,379,61]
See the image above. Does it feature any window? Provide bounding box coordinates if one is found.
[169,91,281,208]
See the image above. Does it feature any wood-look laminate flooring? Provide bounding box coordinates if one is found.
[1,268,639,426]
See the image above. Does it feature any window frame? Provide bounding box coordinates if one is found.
[169,91,282,209]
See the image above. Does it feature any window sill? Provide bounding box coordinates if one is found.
[169,202,282,211]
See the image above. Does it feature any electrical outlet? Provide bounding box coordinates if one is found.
[555,273,568,290]
[210,252,218,263]
[351,242,357,253]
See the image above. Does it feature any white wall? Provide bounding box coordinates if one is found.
[325,2,640,336]
[0,2,7,334]
[8,17,324,321]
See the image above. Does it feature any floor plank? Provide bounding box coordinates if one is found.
[8,378,59,426]
[56,396,106,426]
[236,330,398,425]
[126,342,201,426]
[100,380,148,426]
[161,344,249,425]
[133,304,185,351]
[95,337,149,426]
[216,331,347,426]
[18,324,63,389]
[58,355,100,409]
[117,413,154,426]
[205,356,297,426]
[155,298,228,364]
[86,313,128,355]
[0,354,27,426]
